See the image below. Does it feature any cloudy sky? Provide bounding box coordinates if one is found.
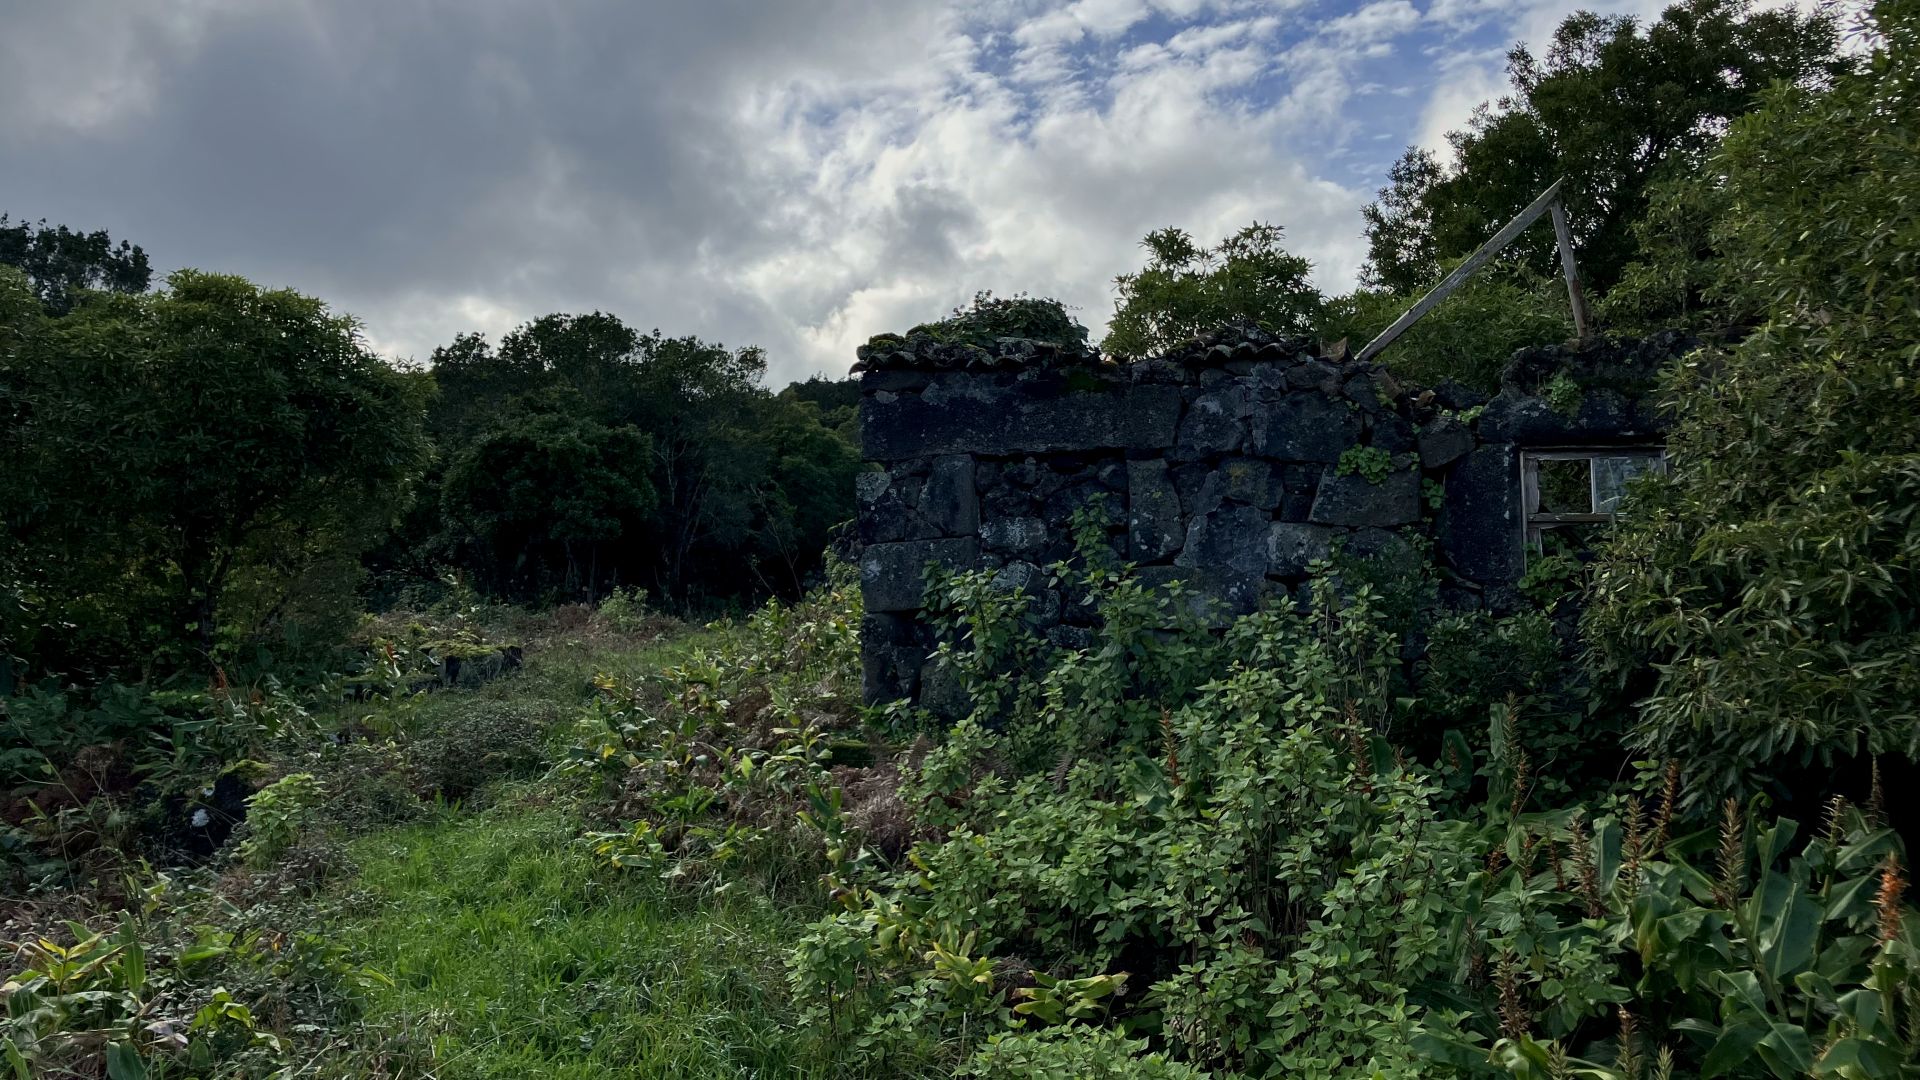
[1,0,1672,384]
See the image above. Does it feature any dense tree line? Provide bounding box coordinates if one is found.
[0,220,859,687]
[381,312,859,611]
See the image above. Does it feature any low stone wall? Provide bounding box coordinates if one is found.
[854,326,1680,707]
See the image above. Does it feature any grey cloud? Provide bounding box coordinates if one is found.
[2,0,1463,384]
[1,0,954,374]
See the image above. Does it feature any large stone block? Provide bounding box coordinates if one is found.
[1278,463,1319,521]
[1127,459,1184,562]
[1478,388,1664,444]
[855,471,909,544]
[1438,445,1522,583]
[982,516,1048,559]
[1172,462,1214,517]
[861,612,929,705]
[1251,393,1362,462]
[1135,564,1261,624]
[921,455,979,536]
[1344,527,1422,579]
[993,560,1062,624]
[1369,413,1417,454]
[1173,385,1250,459]
[1267,521,1333,578]
[861,375,1183,460]
[860,537,979,612]
[1177,504,1271,580]
[1308,467,1420,527]
[1418,417,1475,469]
[1198,457,1283,510]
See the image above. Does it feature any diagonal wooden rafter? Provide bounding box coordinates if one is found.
[1355,177,1591,364]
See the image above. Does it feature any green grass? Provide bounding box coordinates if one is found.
[335,799,849,1078]
[302,616,942,1077]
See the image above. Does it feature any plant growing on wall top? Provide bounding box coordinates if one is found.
[900,291,1089,351]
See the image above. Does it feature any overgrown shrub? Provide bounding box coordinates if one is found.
[961,1027,1210,1078]
[1584,2,1920,804]
[234,772,326,869]
[1420,796,1920,1076]
[406,700,551,801]
[0,874,387,1078]
[904,291,1089,351]
[308,740,423,833]
[1104,224,1319,359]
[571,557,866,895]
[1322,267,1573,393]
[789,549,1480,1076]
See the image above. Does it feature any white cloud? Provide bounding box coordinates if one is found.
[1325,0,1424,43]
[4,0,1775,385]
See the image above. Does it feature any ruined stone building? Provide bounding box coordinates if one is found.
[853,326,1687,707]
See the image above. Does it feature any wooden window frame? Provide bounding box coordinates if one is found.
[1519,446,1665,554]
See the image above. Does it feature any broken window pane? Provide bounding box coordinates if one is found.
[1535,458,1592,514]
[1591,455,1665,513]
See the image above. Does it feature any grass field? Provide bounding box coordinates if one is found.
[334,800,840,1079]
[302,615,933,1079]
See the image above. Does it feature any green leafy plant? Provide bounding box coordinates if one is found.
[1424,794,1920,1078]
[569,557,866,895]
[234,772,325,869]
[1338,445,1395,486]
[1584,1,1920,804]
[1,913,285,1077]
[594,586,654,633]
[902,291,1089,351]
[406,700,550,801]
[791,553,1473,1075]
[1543,373,1582,418]
[961,1026,1210,1078]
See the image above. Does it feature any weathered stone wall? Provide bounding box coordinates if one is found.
[855,326,1679,707]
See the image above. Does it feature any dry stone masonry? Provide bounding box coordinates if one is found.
[854,324,1686,707]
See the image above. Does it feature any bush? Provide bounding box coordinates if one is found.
[594,586,654,634]
[570,558,866,896]
[1583,2,1920,803]
[905,291,1089,351]
[1419,796,1920,1076]
[790,554,1476,1076]
[407,701,551,801]
[962,1027,1211,1078]
[1104,223,1320,359]
[1321,268,1573,394]
[234,772,326,869]
[311,741,424,833]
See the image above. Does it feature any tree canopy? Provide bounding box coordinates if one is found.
[0,214,152,314]
[0,270,429,678]
[1360,0,1842,296]
[405,312,859,608]
[1584,0,1920,799]
[1104,223,1319,358]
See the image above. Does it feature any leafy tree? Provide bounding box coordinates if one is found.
[0,270,429,677]
[1324,264,1573,393]
[0,214,152,313]
[1358,151,1443,294]
[395,311,858,610]
[440,403,657,599]
[1104,223,1320,358]
[747,395,865,595]
[1584,0,1920,802]
[1362,0,1843,296]
[781,375,860,440]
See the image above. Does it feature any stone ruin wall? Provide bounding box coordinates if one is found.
[854,327,1681,708]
